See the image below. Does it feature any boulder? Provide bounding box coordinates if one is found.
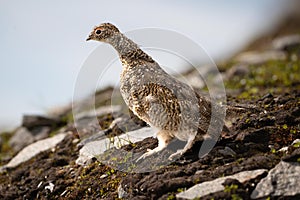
[176,169,267,199]
[251,161,300,199]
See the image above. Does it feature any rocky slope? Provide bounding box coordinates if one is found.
[0,18,300,200]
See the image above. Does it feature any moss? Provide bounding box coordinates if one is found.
[224,59,300,99]
[231,194,243,200]
[0,131,14,164]
[60,112,74,123]
[66,161,126,199]
[166,194,176,200]
[270,148,277,154]
[177,187,186,193]
[293,142,300,148]
[224,184,239,193]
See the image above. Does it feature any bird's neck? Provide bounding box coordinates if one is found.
[108,33,154,65]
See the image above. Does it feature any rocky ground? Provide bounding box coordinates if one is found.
[0,17,300,200]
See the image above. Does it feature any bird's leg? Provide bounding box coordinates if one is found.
[169,135,195,160]
[136,130,173,162]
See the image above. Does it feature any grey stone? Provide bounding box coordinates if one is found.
[75,117,102,137]
[176,169,267,199]
[74,105,122,137]
[76,127,156,165]
[31,126,51,140]
[9,127,35,152]
[292,139,300,146]
[22,115,59,129]
[118,183,128,199]
[179,69,205,89]
[9,126,51,152]
[45,182,55,193]
[225,64,249,80]
[235,50,286,65]
[77,116,147,147]
[77,130,106,148]
[100,174,108,179]
[2,133,67,169]
[75,105,122,120]
[282,148,300,162]
[218,146,237,157]
[251,161,300,199]
[0,136,3,150]
[278,146,289,153]
[272,34,300,51]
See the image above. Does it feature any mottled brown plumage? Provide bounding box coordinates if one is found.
[87,23,227,160]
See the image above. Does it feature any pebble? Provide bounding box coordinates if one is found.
[45,182,55,193]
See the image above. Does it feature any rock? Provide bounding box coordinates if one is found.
[100,174,108,179]
[75,117,103,137]
[272,34,300,51]
[292,139,300,146]
[75,105,122,120]
[22,115,60,129]
[278,146,289,153]
[176,169,267,199]
[76,114,146,147]
[282,148,300,162]
[218,146,237,157]
[235,50,286,65]
[9,127,35,152]
[76,127,156,165]
[77,130,106,148]
[118,183,128,199]
[179,69,205,89]
[251,161,300,199]
[30,126,51,140]
[1,133,67,170]
[8,126,51,152]
[225,64,249,80]
[222,178,244,190]
[0,135,3,150]
[236,128,269,143]
[74,105,123,137]
[45,182,55,193]
[109,115,147,134]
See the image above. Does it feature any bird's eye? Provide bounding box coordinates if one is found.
[95,29,102,35]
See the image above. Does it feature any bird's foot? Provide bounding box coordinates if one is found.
[136,148,156,162]
[136,130,172,162]
[168,149,183,161]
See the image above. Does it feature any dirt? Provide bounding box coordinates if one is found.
[0,74,299,200]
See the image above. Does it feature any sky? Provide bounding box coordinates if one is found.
[0,0,296,130]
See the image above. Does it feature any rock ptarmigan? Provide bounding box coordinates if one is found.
[87,23,228,160]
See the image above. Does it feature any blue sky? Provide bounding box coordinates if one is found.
[0,0,296,130]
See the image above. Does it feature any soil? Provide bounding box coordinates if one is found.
[0,89,299,200]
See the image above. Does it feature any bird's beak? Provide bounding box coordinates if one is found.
[86,36,92,41]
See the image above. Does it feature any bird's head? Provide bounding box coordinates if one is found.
[86,23,120,43]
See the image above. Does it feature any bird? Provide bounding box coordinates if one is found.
[86,23,228,161]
